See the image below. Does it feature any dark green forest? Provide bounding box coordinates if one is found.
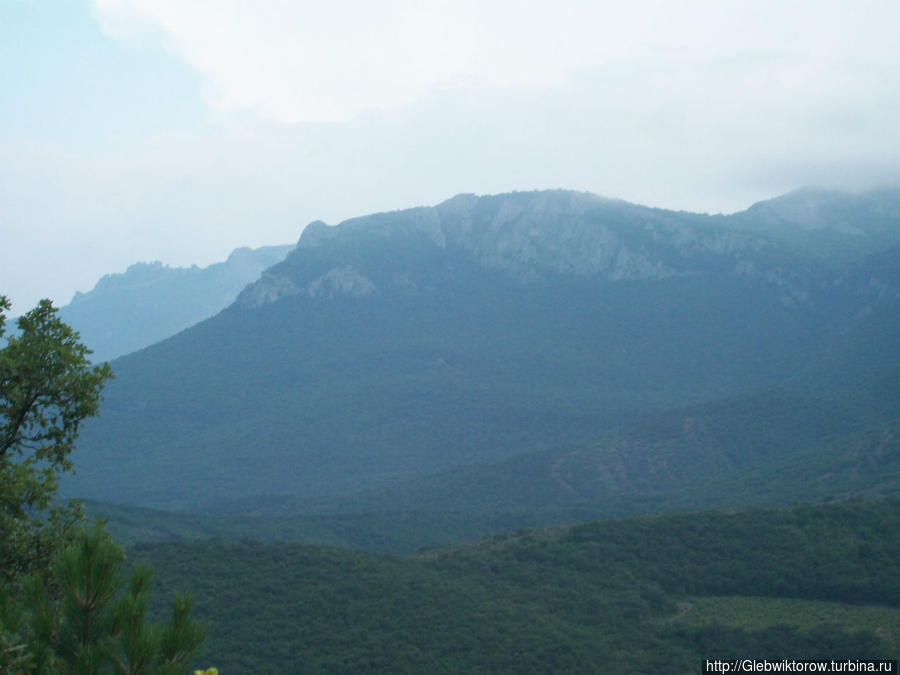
[90,368,900,555]
[133,500,899,672]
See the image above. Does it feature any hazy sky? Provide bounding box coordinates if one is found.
[2,0,899,311]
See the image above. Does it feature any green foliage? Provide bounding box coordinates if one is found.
[669,596,900,653]
[0,297,202,673]
[91,374,898,556]
[0,295,113,582]
[136,500,899,672]
[1,523,203,673]
[0,582,30,670]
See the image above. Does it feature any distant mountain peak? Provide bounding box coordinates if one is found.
[744,185,900,231]
[60,244,294,361]
[242,189,787,308]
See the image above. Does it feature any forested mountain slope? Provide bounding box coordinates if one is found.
[109,369,892,553]
[64,189,900,512]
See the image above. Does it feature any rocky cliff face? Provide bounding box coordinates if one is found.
[239,190,806,308]
[239,188,900,320]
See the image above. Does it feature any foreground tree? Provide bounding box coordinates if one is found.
[14,524,204,673]
[0,297,205,673]
[1,295,113,582]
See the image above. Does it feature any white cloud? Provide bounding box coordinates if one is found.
[5,1,900,311]
[90,0,634,122]
[90,0,900,124]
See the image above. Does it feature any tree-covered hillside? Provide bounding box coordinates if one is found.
[64,189,900,512]
[135,500,900,673]
[90,369,893,555]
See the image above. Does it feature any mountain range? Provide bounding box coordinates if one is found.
[63,187,900,535]
[58,244,293,362]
